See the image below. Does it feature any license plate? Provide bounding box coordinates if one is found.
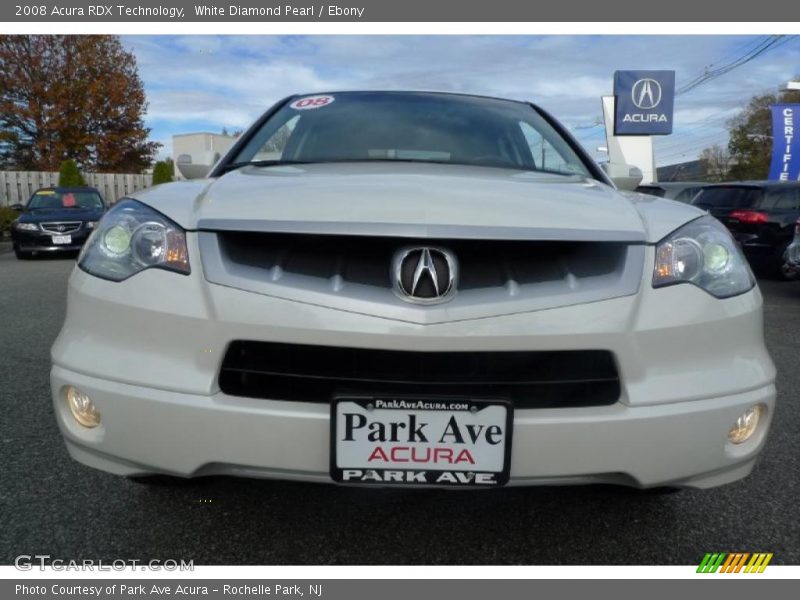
[331,397,513,487]
[52,235,72,244]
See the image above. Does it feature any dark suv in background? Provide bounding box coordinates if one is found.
[10,187,106,259]
[691,182,800,279]
[635,181,708,203]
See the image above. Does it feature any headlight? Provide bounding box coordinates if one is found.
[653,216,754,298]
[85,221,98,229]
[14,222,38,231]
[78,199,189,282]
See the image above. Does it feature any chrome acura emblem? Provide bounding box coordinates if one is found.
[57,224,66,232]
[392,246,458,304]
[631,78,662,109]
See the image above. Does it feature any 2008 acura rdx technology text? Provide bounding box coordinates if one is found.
[51,91,776,490]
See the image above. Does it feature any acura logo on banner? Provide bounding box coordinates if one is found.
[631,79,662,109]
[768,104,800,181]
[613,70,675,135]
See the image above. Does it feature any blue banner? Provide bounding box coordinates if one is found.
[768,104,800,181]
[613,70,675,136]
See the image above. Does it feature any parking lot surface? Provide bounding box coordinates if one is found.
[1,251,798,565]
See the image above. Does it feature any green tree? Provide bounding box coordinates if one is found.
[151,160,173,185]
[728,83,800,180]
[58,159,86,187]
[0,35,160,172]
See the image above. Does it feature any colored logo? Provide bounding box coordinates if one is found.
[697,552,773,573]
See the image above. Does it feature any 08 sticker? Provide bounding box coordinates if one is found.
[290,95,335,110]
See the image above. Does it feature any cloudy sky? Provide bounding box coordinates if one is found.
[121,35,800,166]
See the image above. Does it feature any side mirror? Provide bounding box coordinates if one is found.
[175,155,212,180]
[602,163,644,191]
[10,203,24,211]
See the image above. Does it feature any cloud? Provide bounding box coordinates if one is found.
[123,35,800,165]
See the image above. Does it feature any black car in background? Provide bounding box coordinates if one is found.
[691,181,800,279]
[635,181,708,203]
[10,187,106,259]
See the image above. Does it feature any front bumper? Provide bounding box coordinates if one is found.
[51,236,777,488]
[733,233,790,268]
[52,365,774,488]
[12,227,91,252]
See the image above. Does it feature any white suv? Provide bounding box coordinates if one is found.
[51,91,775,490]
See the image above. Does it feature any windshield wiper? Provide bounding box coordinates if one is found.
[217,160,313,174]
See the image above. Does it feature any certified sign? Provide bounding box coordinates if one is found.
[331,397,513,487]
[768,104,800,181]
[613,70,675,135]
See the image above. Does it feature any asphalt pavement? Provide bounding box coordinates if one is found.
[0,251,798,565]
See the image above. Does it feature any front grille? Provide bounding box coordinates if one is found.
[216,231,627,292]
[219,341,620,409]
[40,221,82,234]
[200,231,644,322]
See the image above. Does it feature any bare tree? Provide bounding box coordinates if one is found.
[699,144,733,182]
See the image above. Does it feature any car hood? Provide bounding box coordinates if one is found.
[131,163,705,243]
[20,207,105,223]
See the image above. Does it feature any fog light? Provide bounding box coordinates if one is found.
[728,405,763,444]
[65,386,101,428]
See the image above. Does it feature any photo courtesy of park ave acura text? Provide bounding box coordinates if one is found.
[1,33,799,567]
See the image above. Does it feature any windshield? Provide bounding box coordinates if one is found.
[229,92,593,177]
[28,190,104,210]
[692,187,763,209]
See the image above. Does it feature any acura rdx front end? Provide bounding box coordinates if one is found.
[51,91,776,489]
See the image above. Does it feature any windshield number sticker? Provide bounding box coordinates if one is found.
[290,95,335,110]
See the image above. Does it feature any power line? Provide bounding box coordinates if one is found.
[676,35,795,95]
[676,36,777,94]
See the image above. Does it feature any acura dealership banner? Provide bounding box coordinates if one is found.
[768,104,800,181]
[613,70,675,136]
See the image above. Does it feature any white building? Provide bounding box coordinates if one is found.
[172,132,237,179]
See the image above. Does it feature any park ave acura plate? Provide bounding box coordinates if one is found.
[331,397,513,487]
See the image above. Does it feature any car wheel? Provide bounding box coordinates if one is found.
[13,248,31,260]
